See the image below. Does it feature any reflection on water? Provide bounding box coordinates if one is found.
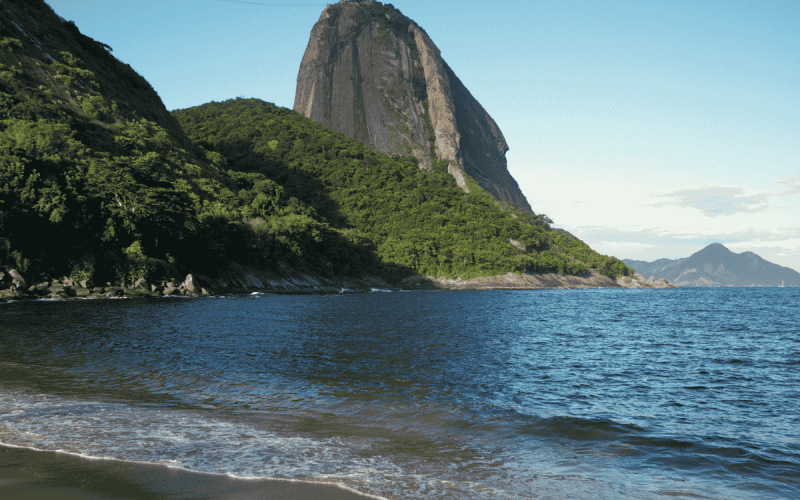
[1,288,798,499]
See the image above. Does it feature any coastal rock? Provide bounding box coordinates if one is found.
[8,269,26,287]
[181,274,198,292]
[126,287,158,298]
[28,283,50,296]
[428,270,620,290]
[294,0,532,212]
[134,277,150,290]
[616,274,676,289]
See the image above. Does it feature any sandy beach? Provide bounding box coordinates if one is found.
[0,446,375,500]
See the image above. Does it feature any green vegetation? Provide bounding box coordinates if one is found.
[174,99,633,280]
[0,0,633,285]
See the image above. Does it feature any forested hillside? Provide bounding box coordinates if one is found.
[0,0,211,282]
[174,99,632,279]
[0,0,631,286]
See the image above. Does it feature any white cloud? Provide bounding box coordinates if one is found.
[518,174,800,271]
[656,186,770,216]
[776,175,800,189]
[727,239,800,256]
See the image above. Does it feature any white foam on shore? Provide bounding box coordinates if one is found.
[0,388,666,500]
[0,390,430,499]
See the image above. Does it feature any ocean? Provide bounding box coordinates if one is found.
[1,288,798,499]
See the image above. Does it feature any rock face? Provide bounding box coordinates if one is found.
[421,270,620,290]
[616,273,677,289]
[624,243,800,287]
[294,0,532,212]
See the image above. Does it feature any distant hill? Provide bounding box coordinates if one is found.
[624,243,800,287]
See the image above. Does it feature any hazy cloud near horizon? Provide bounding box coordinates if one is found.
[657,177,800,217]
[525,174,800,272]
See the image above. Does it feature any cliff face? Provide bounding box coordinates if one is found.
[294,0,532,212]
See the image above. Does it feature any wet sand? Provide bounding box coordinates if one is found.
[0,446,375,499]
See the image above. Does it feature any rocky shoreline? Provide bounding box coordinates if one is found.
[0,268,676,302]
[0,267,402,302]
[616,273,678,289]
[0,270,216,302]
[406,270,676,290]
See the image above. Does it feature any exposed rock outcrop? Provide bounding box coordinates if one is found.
[0,270,218,301]
[0,266,679,300]
[616,273,677,289]
[294,0,532,212]
[409,270,621,290]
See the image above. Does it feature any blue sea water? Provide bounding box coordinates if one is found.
[0,287,798,499]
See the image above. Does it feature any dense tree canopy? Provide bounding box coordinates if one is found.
[174,99,632,280]
[0,0,632,283]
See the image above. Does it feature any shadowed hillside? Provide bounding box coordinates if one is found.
[0,0,632,289]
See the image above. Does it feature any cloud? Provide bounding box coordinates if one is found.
[727,238,800,257]
[519,172,800,269]
[776,175,800,190]
[657,186,768,216]
[656,178,800,217]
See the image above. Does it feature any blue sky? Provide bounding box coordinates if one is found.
[45,0,800,271]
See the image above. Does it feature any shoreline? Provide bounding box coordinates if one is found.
[0,267,678,304]
[0,445,378,500]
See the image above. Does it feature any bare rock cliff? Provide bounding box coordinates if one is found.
[294,0,532,212]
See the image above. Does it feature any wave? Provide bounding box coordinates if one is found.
[0,389,684,499]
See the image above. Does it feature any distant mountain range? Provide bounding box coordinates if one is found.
[624,243,800,287]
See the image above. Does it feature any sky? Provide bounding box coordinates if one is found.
[44,0,800,271]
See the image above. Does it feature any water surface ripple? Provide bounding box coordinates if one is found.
[1,288,798,499]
